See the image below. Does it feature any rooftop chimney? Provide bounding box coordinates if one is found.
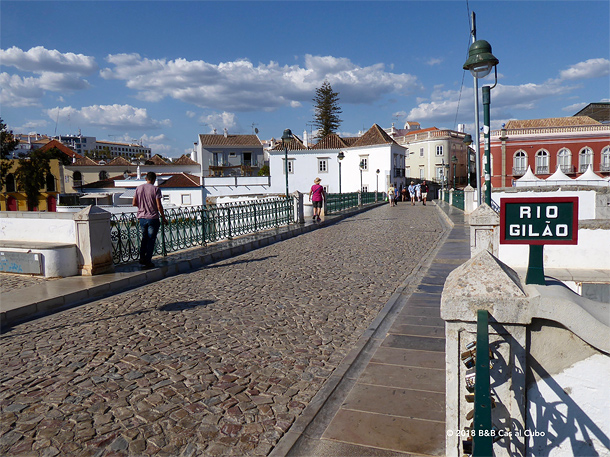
[223,128,228,138]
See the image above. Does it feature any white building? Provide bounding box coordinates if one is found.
[193,130,265,178]
[268,124,407,195]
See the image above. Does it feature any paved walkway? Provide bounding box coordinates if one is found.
[0,201,468,456]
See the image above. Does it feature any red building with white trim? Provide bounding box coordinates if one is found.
[483,108,610,188]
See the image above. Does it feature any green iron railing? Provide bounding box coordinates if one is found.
[361,192,377,205]
[111,197,293,265]
[444,189,450,203]
[452,189,465,210]
[325,192,359,214]
[472,309,493,456]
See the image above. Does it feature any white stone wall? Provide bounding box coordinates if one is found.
[0,213,76,243]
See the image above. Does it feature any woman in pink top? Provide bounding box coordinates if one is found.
[309,177,325,221]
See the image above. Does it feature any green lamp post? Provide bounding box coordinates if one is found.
[451,155,458,189]
[281,129,293,197]
[463,40,499,207]
[337,151,345,194]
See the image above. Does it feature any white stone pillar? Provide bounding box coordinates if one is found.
[292,191,305,224]
[468,203,500,257]
[74,206,114,275]
[463,185,477,214]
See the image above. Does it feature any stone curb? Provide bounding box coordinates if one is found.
[1,203,385,329]
[269,202,458,457]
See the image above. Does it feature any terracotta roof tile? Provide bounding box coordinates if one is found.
[73,157,100,166]
[106,157,132,166]
[352,124,397,147]
[311,133,350,150]
[145,154,168,165]
[172,154,199,165]
[199,133,262,147]
[271,134,308,151]
[37,139,83,159]
[158,173,200,188]
[505,116,600,129]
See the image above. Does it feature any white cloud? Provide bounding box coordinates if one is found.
[44,104,171,130]
[426,58,443,66]
[0,46,98,75]
[559,58,610,81]
[186,111,196,118]
[100,53,421,111]
[0,46,96,106]
[199,112,240,132]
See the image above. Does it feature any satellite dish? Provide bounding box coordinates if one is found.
[255,128,259,134]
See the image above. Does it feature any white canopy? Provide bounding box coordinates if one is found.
[576,164,605,181]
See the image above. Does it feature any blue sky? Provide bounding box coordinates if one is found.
[1,1,608,158]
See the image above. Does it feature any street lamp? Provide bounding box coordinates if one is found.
[359,160,365,193]
[337,151,345,194]
[463,133,473,186]
[281,129,293,197]
[376,169,380,201]
[463,39,499,207]
[451,155,458,189]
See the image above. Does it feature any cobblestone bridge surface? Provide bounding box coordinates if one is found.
[1,203,445,456]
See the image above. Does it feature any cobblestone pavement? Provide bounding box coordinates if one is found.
[1,203,445,456]
[0,274,55,294]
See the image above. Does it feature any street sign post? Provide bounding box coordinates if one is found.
[500,197,578,285]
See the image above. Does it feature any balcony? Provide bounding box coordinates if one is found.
[579,164,592,173]
[601,164,610,172]
[512,167,527,177]
[535,166,549,175]
[560,165,575,174]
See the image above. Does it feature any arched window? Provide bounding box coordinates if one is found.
[6,173,15,193]
[579,147,593,173]
[535,150,549,174]
[602,146,610,172]
[513,150,527,176]
[46,173,56,192]
[99,170,109,180]
[558,148,572,173]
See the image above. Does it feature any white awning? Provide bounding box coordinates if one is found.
[80,193,111,199]
[119,189,136,199]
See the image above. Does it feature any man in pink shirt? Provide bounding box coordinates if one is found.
[132,172,166,269]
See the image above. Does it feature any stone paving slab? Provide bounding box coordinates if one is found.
[0,201,446,456]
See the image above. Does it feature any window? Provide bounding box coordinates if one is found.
[436,145,444,156]
[99,171,109,180]
[513,150,527,176]
[558,148,572,173]
[181,194,191,205]
[420,148,424,157]
[318,158,328,173]
[163,195,170,203]
[73,171,82,188]
[46,173,56,192]
[362,186,369,192]
[6,173,15,192]
[283,159,294,174]
[420,167,425,179]
[535,150,549,174]
[436,167,444,182]
[602,146,610,171]
[579,147,593,172]
[359,156,369,170]
[405,167,411,178]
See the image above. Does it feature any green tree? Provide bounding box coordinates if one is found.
[15,147,70,210]
[312,80,342,138]
[0,118,19,191]
[257,165,270,176]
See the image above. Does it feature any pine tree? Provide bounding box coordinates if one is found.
[312,80,342,138]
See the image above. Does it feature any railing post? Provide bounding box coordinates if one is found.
[292,191,304,224]
[201,205,206,245]
[473,309,493,456]
[227,205,232,239]
[160,218,167,257]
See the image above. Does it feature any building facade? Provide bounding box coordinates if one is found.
[267,124,407,195]
[486,116,610,188]
[194,130,265,178]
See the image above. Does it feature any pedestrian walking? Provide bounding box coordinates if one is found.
[401,187,407,202]
[408,181,416,205]
[416,182,422,202]
[132,171,166,269]
[309,177,325,221]
[388,183,396,207]
[421,180,429,205]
